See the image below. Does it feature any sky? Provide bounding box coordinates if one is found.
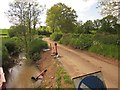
[0,0,103,29]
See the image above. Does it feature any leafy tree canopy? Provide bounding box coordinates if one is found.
[46,3,78,33]
[97,0,120,23]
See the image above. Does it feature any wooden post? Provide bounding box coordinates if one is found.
[50,43,52,50]
[55,43,58,55]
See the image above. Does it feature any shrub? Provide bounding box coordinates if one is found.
[94,34,119,45]
[77,34,93,49]
[10,37,22,52]
[89,43,120,60]
[37,30,52,37]
[31,52,41,61]
[8,28,17,38]
[1,45,9,63]
[29,38,48,61]
[68,34,93,49]
[50,32,63,41]
[0,45,10,70]
[59,34,72,45]
[59,34,93,49]
[3,38,20,55]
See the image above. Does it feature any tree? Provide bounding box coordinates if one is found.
[6,0,44,58]
[82,20,94,34]
[97,0,120,23]
[93,19,101,30]
[99,15,118,34]
[75,20,83,34]
[46,3,78,33]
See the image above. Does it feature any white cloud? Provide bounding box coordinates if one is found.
[38,0,97,13]
[0,0,102,28]
[0,0,14,28]
[38,0,101,24]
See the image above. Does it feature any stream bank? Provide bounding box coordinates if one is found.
[5,53,41,88]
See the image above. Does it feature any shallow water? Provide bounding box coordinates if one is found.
[6,61,41,88]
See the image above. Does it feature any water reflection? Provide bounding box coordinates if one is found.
[6,61,41,88]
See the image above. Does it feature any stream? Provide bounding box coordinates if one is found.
[6,53,41,88]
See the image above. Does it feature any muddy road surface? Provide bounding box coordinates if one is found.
[44,38,119,88]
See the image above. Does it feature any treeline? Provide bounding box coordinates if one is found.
[46,3,119,60]
[4,0,48,62]
[50,15,120,60]
[1,0,49,72]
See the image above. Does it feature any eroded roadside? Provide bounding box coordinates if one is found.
[43,38,119,88]
[37,51,74,88]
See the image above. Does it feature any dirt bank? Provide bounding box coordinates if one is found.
[44,38,119,88]
[37,51,74,88]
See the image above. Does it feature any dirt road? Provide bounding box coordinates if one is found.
[44,38,119,88]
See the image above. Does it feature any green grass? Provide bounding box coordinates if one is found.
[55,65,73,88]
[63,74,72,84]
[0,29,9,37]
[0,29,9,34]
[89,43,120,60]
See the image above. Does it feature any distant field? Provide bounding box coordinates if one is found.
[0,29,8,34]
[0,29,9,37]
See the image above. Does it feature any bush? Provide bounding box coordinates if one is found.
[89,43,120,60]
[11,37,22,52]
[3,38,20,55]
[4,41,19,55]
[31,52,41,61]
[37,30,52,37]
[29,38,48,61]
[60,34,93,50]
[77,34,93,49]
[1,45,9,65]
[59,34,72,45]
[0,45,10,70]
[94,34,119,45]
[8,28,17,38]
[50,32,63,41]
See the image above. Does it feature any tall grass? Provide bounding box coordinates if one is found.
[89,43,119,60]
[94,33,119,45]
[59,33,119,60]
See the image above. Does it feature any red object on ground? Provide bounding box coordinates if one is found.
[36,69,47,78]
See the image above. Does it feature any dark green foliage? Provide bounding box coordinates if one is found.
[59,34,72,45]
[31,52,41,61]
[8,28,17,37]
[10,37,22,51]
[94,34,119,45]
[59,34,93,49]
[89,43,120,60]
[3,38,20,55]
[98,15,118,34]
[1,45,12,70]
[28,38,48,61]
[59,33,119,60]
[46,3,77,33]
[50,32,63,41]
[37,30,52,37]
[82,20,94,34]
[76,34,93,49]
[1,45,9,60]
